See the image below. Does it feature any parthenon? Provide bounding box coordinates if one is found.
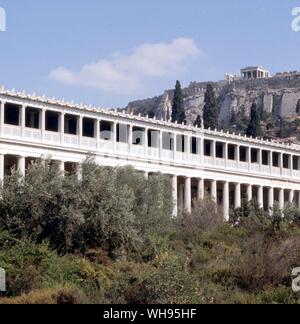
[0,87,300,220]
[241,66,270,79]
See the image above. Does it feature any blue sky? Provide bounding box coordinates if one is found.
[0,0,299,108]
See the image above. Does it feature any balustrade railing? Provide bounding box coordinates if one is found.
[1,124,300,180]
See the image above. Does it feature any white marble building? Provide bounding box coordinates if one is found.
[0,87,300,220]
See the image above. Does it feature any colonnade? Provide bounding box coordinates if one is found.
[171,175,300,220]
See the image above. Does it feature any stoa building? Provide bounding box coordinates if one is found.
[0,87,299,219]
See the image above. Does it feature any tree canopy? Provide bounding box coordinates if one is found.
[203,84,219,130]
[171,81,186,124]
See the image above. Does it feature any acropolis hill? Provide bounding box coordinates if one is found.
[126,67,300,127]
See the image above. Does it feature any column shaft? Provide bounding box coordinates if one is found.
[144,128,149,156]
[297,192,300,209]
[289,190,295,204]
[268,187,274,210]
[128,124,133,154]
[79,116,83,147]
[41,109,46,140]
[279,189,284,210]
[173,133,177,160]
[224,143,228,168]
[186,136,191,160]
[258,149,262,173]
[159,131,163,160]
[270,151,273,174]
[21,105,26,137]
[113,122,117,153]
[60,112,64,144]
[96,119,100,149]
[197,178,204,200]
[247,184,253,202]
[172,176,178,218]
[59,161,65,177]
[280,154,283,176]
[0,101,4,136]
[211,180,217,203]
[0,154,4,183]
[258,186,263,208]
[18,156,26,177]
[234,183,241,209]
[223,182,230,221]
[184,177,192,213]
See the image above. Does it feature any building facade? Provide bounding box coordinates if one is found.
[0,88,300,220]
[241,66,270,79]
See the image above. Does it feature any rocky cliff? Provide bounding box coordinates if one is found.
[126,72,300,127]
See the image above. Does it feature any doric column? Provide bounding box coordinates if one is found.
[144,172,149,180]
[247,184,253,202]
[78,115,83,147]
[279,153,283,176]
[211,180,217,203]
[268,187,274,210]
[0,154,4,183]
[186,135,191,160]
[197,137,202,156]
[173,133,177,160]
[96,119,100,150]
[113,122,117,153]
[41,109,46,140]
[223,182,230,221]
[290,155,293,178]
[247,147,251,170]
[199,137,204,164]
[184,177,192,213]
[212,141,216,166]
[172,175,178,218]
[0,101,4,136]
[159,131,163,160]
[297,192,300,209]
[197,178,204,200]
[270,151,273,174]
[234,183,241,209]
[279,188,284,210]
[60,112,65,144]
[18,156,26,177]
[21,105,26,137]
[178,184,184,211]
[76,163,82,181]
[258,186,263,208]
[59,161,65,177]
[258,149,262,172]
[128,124,133,154]
[144,128,149,156]
[224,142,228,168]
[236,145,240,165]
[289,190,295,204]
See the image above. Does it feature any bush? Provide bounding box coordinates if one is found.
[178,197,223,244]
[0,158,173,257]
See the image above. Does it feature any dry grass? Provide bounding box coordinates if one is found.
[0,287,88,304]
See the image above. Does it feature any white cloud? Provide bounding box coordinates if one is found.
[49,38,200,95]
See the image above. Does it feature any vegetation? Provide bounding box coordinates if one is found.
[203,84,219,130]
[0,160,300,304]
[297,100,300,116]
[194,115,202,128]
[171,81,186,124]
[246,103,263,138]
